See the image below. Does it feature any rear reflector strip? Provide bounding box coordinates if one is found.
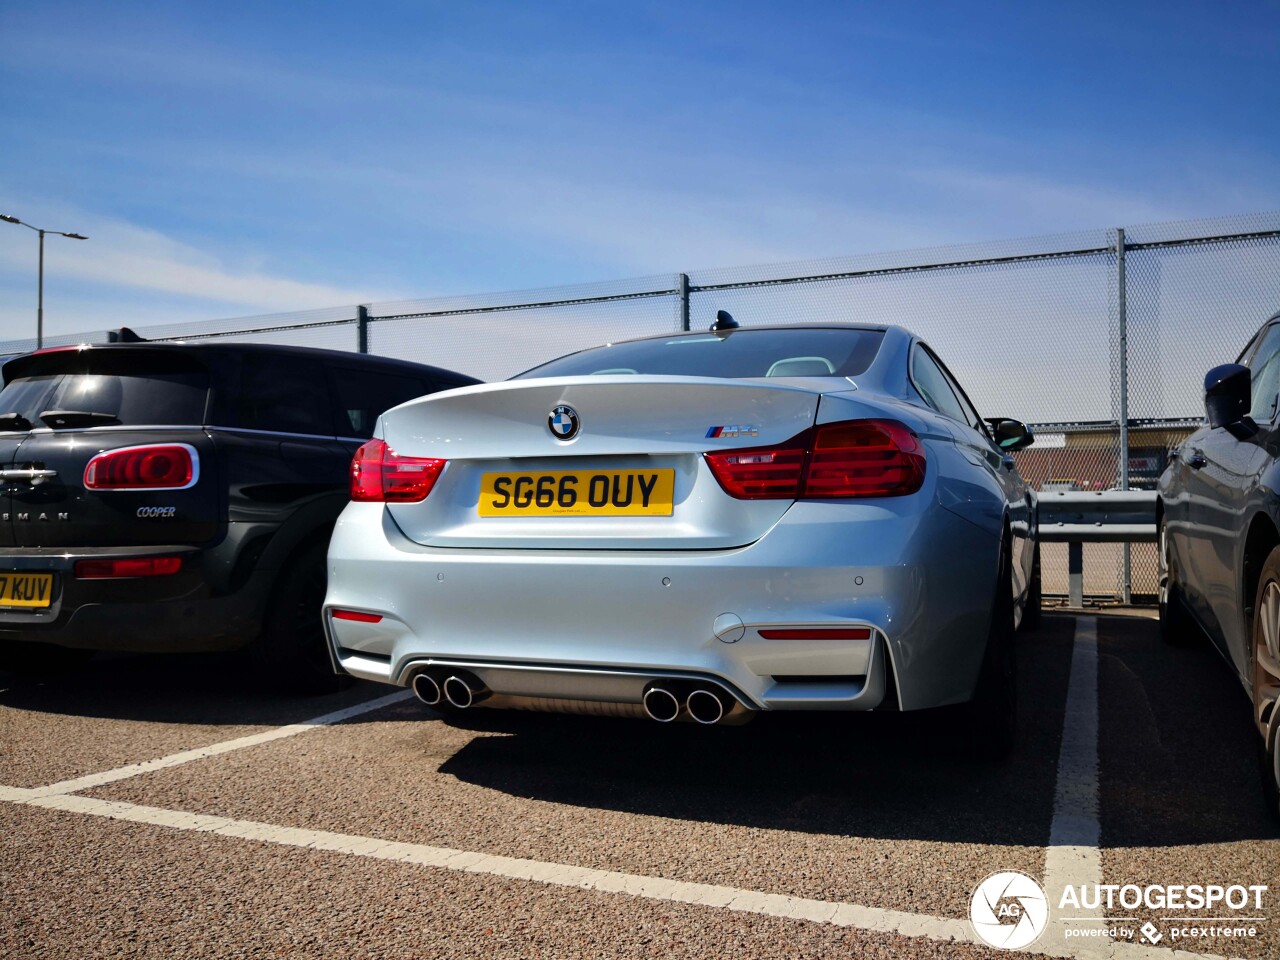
[758,628,873,640]
[331,609,383,624]
[75,557,183,579]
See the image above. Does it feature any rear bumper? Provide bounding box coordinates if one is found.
[0,546,265,652]
[324,499,1002,712]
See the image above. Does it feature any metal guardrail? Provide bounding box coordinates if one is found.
[1037,490,1159,606]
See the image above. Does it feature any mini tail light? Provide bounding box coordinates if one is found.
[705,419,925,500]
[84,444,197,490]
[350,438,446,503]
[76,556,183,579]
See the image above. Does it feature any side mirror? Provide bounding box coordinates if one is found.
[989,418,1034,451]
[1204,363,1251,429]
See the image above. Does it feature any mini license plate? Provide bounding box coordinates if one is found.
[479,469,675,517]
[0,572,54,608]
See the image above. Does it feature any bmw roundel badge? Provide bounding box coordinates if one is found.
[548,404,580,441]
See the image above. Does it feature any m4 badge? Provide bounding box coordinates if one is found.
[705,425,758,439]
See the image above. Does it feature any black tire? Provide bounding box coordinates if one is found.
[250,543,352,695]
[0,641,94,675]
[1249,545,1280,823]
[962,535,1017,760]
[1158,519,1198,647]
[1020,541,1042,632]
[1262,734,1280,825]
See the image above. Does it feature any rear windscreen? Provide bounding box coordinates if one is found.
[0,353,210,429]
[514,328,885,380]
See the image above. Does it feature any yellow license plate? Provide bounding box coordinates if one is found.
[0,572,54,608]
[479,469,675,517]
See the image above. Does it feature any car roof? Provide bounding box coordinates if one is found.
[2,340,481,385]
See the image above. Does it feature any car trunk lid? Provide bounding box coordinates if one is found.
[380,376,825,549]
[0,348,221,548]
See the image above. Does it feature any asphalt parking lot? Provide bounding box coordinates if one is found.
[2,614,1278,960]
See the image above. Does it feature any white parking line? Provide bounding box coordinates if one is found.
[18,689,415,799]
[0,788,1233,960]
[1044,616,1105,943]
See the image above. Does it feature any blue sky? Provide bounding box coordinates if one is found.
[1,0,1277,343]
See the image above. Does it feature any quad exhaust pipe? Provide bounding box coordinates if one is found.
[416,670,736,723]
[686,686,729,725]
[642,684,682,722]
[411,672,443,707]
[642,682,733,724]
[412,669,489,709]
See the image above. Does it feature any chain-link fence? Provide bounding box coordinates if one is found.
[4,211,1278,602]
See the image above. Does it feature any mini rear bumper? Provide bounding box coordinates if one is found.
[0,546,264,652]
[325,499,1002,712]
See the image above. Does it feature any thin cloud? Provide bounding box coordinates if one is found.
[0,209,378,312]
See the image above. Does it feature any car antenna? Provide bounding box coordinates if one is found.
[106,327,147,343]
[709,310,739,333]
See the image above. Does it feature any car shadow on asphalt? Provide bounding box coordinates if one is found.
[1097,615,1280,845]
[0,651,387,728]
[429,615,1080,848]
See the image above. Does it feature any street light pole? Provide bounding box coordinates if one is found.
[38,228,45,350]
[1,213,89,348]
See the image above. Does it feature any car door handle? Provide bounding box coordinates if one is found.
[1187,453,1208,469]
[0,467,57,481]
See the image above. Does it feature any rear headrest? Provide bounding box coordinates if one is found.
[765,356,836,377]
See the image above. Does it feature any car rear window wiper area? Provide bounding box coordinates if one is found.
[38,410,122,428]
[0,413,32,431]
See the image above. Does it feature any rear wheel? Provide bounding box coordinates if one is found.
[963,536,1017,760]
[1158,519,1198,646]
[0,641,94,675]
[1250,547,1280,822]
[251,543,352,695]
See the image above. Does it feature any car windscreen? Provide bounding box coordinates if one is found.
[0,351,210,430]
[513,328,885,380]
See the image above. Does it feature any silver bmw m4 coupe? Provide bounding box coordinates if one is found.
[324,321,1040,753]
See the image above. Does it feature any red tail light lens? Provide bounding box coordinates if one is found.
[705,420,925,500]
[804,420,926,497]
[76,556,183,579]
[702,439,808,499]
[350,438,446,503]
[84,444,196,490]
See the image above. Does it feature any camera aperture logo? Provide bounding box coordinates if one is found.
[970,872,1049,949]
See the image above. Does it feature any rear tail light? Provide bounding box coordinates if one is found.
[76,556,183,579]
[350,438,446,503]
[705,419,925,500]
[84,444,197,490]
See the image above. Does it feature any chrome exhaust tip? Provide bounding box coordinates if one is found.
[642,685,681,723]
[411,672,443,707]
[443,673,488,709]
[686,687,728,725]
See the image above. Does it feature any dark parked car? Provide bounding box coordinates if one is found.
[1158,309,1280,819]
[0,336,478,690]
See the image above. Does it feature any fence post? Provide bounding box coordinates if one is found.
[356,304,369,354]
[1116,227,1132,604]
[679,274,691,332]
